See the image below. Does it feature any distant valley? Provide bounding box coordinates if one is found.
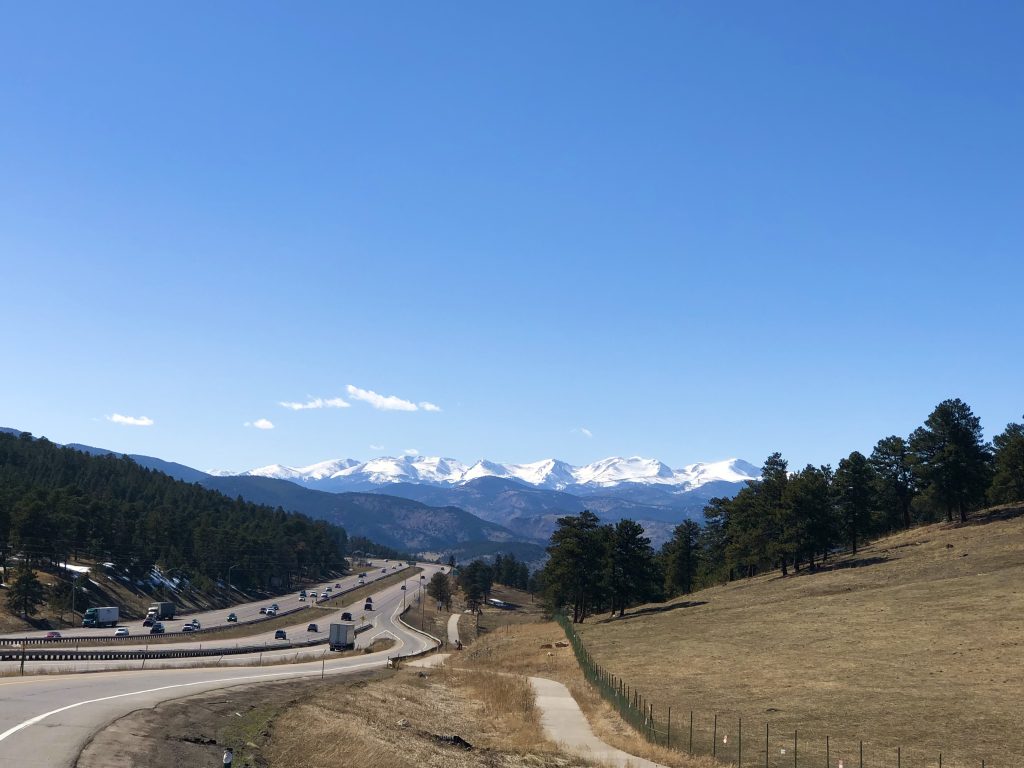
[2,428,759,558]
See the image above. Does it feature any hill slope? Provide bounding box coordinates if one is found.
[573,506,1024,767]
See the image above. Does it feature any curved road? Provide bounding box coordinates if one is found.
[0,564,441,767]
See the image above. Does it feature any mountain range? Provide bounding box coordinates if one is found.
[2,428,760,561]
[221,454,760,495]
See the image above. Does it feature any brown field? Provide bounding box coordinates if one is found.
[570,506,1024,768]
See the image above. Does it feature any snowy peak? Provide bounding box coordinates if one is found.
[224,454,760,494]
[574,456,675,487]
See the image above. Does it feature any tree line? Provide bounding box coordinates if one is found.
[0,432,352,597]
[538,399,1024,621]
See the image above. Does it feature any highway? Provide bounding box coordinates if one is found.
[0,559,425,643]
[0,562,443,767]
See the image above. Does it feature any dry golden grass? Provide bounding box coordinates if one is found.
[570,507,1024,768]
[457,622,718,768]
[265,667,597,767]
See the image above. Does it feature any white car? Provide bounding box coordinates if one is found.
[114,627,129,637]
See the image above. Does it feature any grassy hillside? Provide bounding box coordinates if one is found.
[572,505,1024,768]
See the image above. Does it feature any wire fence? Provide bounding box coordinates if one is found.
[554,614,993,768]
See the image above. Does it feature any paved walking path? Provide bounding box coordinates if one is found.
[529,676,669,768]
[447,613,461,645]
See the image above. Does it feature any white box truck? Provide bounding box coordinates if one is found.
[82,606,119,628]
[328,622,355,651]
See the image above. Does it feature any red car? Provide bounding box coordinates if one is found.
[45,631,62,639]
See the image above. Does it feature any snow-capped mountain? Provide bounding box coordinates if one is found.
[222,455,761,494]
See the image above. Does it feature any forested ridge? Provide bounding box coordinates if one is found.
[540,398,1024,622]
[0,431,349,590]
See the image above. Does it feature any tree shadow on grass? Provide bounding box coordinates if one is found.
[796,555,890,576]
[597,600,708,624]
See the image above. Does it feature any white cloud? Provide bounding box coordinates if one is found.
[580,427,593,438]
[279,396,349,411]
[419,401,442,412]
[346,384,418,412]
[244,418,275,430]
[107,413,154,427]
[369,444,385,451]
[403,448,419,456]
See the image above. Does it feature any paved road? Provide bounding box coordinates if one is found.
[0,559,428,644]
[0,578,440,768]
[530,676,668,768]
[448,612,461,645]
[6,568,437,674]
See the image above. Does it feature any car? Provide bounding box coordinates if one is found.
[420,574,426,579]
[142,617,155,627]
[335,583,341,588]
[325,587,332,592]
[298,594,306,601]
[299,590,307,597]
[265,608,277,616]
[274,629,287,640]
[381,568,387,573]
[363,602,373,611]
[259,607,268,614]
[400,585,406,590]
[181,623,195,632]
[190,620,201,630]
[341,612,352,621]
[270,603,279,611]
[150,623,165,634]
[226,613,238,622]
[45,631,62,639]
[115,627,129,637]
[307,623,319,632]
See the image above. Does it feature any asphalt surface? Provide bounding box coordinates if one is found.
[0,559,425,644]
[0,562,442,767]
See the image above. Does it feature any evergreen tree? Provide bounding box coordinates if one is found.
[989,419,1024,505]
[663,520,701,596]
[7,564,45,617]
[910,399,993,523]
[870,436,916,530]
[834,451,876,554]
[541,510,605,622]
[783,464,835,570]
[426,571,453,611]
[605,519,658,616]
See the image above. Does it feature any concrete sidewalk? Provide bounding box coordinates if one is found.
[447,613,461,645]
[529,676,669,768]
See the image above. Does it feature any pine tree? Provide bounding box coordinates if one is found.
[990,419,1024,505]
[834,451,876,554]
[541,511,605,622]
[664,520,701,596]
[910,399,993,523]
[7,564,46,617]
[870,436,916,530]
[426,571,453,611]
[606,519,658,616]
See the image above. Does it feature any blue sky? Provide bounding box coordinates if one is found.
[1,3,1021,472]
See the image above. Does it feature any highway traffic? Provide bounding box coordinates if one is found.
[0,560,444,767]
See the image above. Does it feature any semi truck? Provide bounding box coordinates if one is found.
[82,606,119,628]
[146,602,176,620]
[328,622,355,651]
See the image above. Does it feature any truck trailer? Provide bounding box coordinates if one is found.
[328,622,355,651]
[82,606,119,628]
[146,602,176,620]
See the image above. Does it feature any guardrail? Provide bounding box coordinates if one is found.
[0,621,378,663]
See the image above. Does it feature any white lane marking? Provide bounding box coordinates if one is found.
[0,655,390,743]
